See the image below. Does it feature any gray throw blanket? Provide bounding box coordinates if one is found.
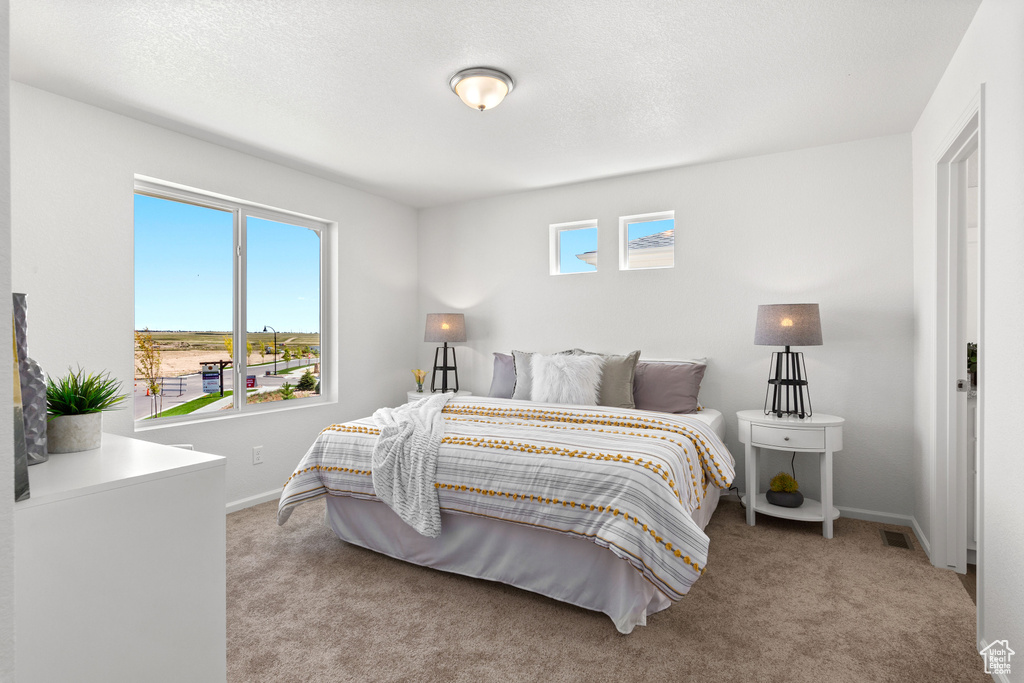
[370,392,452,537]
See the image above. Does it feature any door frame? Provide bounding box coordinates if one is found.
[932,87,983,640]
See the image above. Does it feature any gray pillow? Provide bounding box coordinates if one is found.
[511,349,573,401]
[487,352,516,399]
[632,360,707,414]
[572,349,640,409]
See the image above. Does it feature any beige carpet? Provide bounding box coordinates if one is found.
[227,498,987,682]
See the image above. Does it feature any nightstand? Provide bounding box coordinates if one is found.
[736,410,844,538]
[407,389,473,403]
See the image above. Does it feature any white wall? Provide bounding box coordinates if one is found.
[419,135,914,519]
[0,1,14,678]
[912,0,1024,658]
[10,83,419,506]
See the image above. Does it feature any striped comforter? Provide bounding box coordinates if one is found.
[278,396,735,600]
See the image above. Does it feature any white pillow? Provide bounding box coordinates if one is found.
[531,353,604,405]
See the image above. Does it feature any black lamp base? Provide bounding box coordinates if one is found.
[764,347,812,418]
[431,343,460,393]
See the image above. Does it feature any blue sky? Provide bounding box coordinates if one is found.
[628,218,674,242]
[559,227,597,273]
[558,219,675,273]
[134,195,320,332]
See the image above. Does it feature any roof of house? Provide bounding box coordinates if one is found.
[576,229,674,259]
[626,230,675,250]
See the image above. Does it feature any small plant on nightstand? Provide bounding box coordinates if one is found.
[767,472,804,508]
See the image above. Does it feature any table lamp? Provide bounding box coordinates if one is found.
[424,313,466,393]
[754,303,822,418]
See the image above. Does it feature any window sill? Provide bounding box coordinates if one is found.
[132,395,336,432]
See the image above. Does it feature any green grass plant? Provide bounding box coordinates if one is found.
[150,390,234,418]
[275,363,314,375]
[769,472,800,493]
[47,368,127,417]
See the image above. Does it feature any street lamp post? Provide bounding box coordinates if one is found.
[263,325,277,376]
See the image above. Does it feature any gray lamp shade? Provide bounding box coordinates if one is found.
[754,304,822,347]
[424,313,466,343]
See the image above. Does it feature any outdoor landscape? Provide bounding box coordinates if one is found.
[134,330,321,420]
[134,192,323,421]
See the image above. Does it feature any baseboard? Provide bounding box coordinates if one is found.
[720,497,932,553]
[910,516,932,560]
[829,505,912,527]
[826,507,931,559]
[977,639,1012,682]
[226,489,280,514]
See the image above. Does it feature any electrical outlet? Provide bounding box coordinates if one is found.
[252,446,264,465]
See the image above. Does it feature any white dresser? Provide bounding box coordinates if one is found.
[14,434,226,682]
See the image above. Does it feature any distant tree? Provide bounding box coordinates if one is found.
[135,328,162,416]
[283,347,292,362]
[222,336,253,362]
[258,341,266,365]
[297,369,316,391]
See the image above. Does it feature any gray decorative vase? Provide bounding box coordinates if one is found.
[766,490,804,508]
[47,412,102,453]
[13,293,47,465]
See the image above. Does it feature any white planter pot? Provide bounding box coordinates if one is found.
[47,412,102,453]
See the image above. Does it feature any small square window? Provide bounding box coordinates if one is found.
[549,219,598,275]
[619,211,675,270]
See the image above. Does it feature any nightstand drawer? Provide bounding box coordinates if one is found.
[750,424,825,450]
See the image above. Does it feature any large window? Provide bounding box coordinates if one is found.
[549,219,598,275]
[134,178,327,425]
[619,211,675,270]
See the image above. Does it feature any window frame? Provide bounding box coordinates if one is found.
[618,210,676,271]
[133,176,332,429]
[549,219,599,275]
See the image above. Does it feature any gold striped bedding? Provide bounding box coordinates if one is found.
[278,396,736,600]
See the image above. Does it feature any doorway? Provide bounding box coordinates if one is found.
[933,93,982,638]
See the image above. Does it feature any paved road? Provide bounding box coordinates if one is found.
[133,360,317,420]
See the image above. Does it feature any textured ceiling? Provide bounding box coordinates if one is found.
[12,0,980,208]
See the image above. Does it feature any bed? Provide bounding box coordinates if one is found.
[279,394,735,634]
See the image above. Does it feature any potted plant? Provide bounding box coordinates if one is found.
[766,471,804,508]
[46,368,127,453]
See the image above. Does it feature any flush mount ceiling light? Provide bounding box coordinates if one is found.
[449,67,515,111]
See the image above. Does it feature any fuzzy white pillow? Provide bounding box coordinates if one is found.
[530,353,604,405]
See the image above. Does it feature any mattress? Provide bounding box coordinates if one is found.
[689,407,725,440]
